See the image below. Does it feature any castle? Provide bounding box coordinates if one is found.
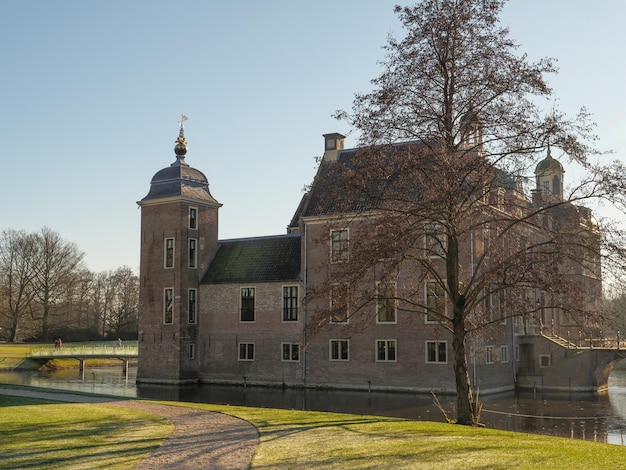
[136,121,604,394]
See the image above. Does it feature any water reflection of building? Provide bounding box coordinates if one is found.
[136,121,609,395]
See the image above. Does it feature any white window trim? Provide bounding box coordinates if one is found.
[188,288,197,324]
[539,354,551,368]
[188,238,197,269]
[424,223,446,259]
[239,286,256,323]
[330,283,349,324]
[375,339,397,362]
[163,287,174,325]
[425,340,448,364]
[281,342,300,362]
[330,228,350,264]
[329,339,350,362]
[425,281,446,324]
[238,342,255,361]
[500,345,509,364]
[282,285,299,323]
[486,345,495,364]
[164,237,175,269]
[376,281,398,324]
[189,206,198,230]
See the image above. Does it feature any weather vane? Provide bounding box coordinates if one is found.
[176,114,188,145]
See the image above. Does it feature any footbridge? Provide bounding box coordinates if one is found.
[516,334,626,393]
[30,344,138,380]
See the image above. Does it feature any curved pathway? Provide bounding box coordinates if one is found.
[0,387,258,469]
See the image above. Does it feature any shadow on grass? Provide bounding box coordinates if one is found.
[0,399,170,469]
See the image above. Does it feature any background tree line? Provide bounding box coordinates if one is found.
[0,227,138,343]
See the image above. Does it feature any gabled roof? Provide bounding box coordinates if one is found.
[202,234,301,284]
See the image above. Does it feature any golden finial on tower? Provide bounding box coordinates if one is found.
[174,114,188,157]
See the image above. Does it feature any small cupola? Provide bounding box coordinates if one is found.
[322,133,345,161]
[535,144,564,201]
[460,103,483,151]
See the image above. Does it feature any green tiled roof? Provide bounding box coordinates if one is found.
[202,234,301,284]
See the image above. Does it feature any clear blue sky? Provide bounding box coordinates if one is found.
[1,1,625,273]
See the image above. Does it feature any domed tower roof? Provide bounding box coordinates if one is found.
[535,145,564,175]
[141,116,219,204]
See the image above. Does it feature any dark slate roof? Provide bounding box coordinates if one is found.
[141,157,219,204]
[202,234,301,284]
[290,143,427,224]
[288,141,525,229]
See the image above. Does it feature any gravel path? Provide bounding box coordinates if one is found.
[0,387,258,469]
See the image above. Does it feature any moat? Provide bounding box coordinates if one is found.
[2,362,626,445]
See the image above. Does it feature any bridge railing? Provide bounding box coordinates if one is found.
[30,344,138,358]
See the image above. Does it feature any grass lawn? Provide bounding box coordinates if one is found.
[2,393,626,469]
[0,395,173,469]
[189,403,626,469]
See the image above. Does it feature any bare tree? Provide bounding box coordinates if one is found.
[0,230,38,342]
[91,271,116,337]
[307,0,625,425]
[108,266,139,338]
[31,227,85,341]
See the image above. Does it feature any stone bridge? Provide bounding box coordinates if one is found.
[30,345,138,380]
[516,334,626,393]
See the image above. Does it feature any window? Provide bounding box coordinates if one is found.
[539,354,551,368]
[330,339,349,361]
[238,343,254,361]
[330,284,348,323]
[283,286,298,321]
[483,290,493,322]
[501,345,509,364]
[498,290,507,325]
[189,239,197,268]
[281,343,300,362]
[425,281,445,323]
[426,341,447,363]
[188,343,196,360]
[514,345,520,362]
[376,339,397,362]
[331,229,349,263]
[163,288,174,324]
[164,238,174,268]
[424,223,445,258]
[188,289,197,324]
[240,288,255,322]
[376,281,397,323]
[189,207,197,229]
[486,345,495,364]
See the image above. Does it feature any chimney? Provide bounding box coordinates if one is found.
[322,133,345,161]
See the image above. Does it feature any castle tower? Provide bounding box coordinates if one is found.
[136,116,221,383]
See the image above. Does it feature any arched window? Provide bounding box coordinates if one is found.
[552,175,560,195]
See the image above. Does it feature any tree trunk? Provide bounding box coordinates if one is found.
[9,316,18,343]
[452,307,475,425]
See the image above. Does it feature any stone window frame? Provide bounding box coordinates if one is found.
[281,343,300,362]
[238,342,255,361]
[282,285,298,322]
[425,340,447,364]
[164,237,175,269]
[240,287,255,322]
[329,339,349,361]
[375,339,397,362]
[163,287,174,325]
